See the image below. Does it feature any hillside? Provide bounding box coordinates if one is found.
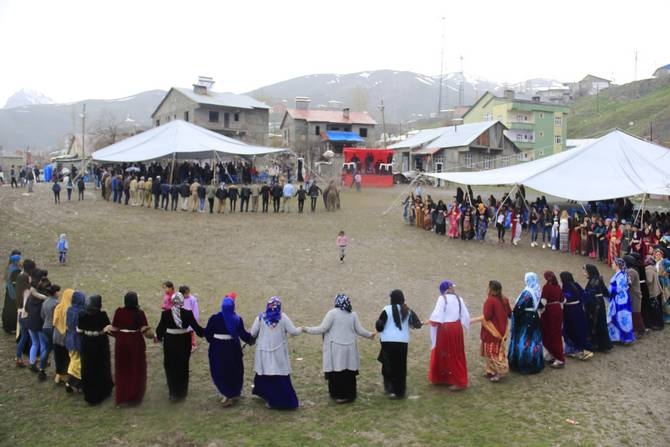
[568,76,670,146]
[0,90,165,152]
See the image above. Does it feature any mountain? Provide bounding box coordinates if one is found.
[0,90,165,152]
[4,89,54,109]
[568,76,670,146]
[247,70,563,125]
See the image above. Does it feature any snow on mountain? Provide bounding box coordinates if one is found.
[4,89,54,109]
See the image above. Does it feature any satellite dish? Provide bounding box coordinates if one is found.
[323,150,335,159]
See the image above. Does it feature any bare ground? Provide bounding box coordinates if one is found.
[0,182,669,447]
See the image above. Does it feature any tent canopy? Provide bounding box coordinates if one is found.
[91,119,287,163]
[424,130,670,201]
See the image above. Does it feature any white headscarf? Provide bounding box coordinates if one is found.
[520,272,542,310]
[170,292,184,328]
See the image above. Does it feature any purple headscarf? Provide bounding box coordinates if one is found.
[221,297,240,339]
[261,296,282,327]
[439,280,454,295]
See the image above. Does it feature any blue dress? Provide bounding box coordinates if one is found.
[562,283,593,353]
[607,271,635,344]
[205,313,253,399]
[509,291,544,374]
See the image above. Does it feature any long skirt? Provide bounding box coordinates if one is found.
[559,231,569,252]
[252,374,299,409]
[53,343,70,376]
[509,311,545,374]
[163,333,192,400]
[607,297,635,344]
[81,334,114,405]
[427,322,468,387]
[67,351,82,390]
[2,292,17,333]
[569,229,580,253]
[481,341,509,377]
[563,303,593,354]
[209,339,245,399]
[540,304,565,362]
[114,332,147,405]
[642,293,665,330]
[377,341,408,397]
[326,370,358,401]
[585,298,612,352]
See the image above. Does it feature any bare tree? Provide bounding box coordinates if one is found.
[92,109,124,150]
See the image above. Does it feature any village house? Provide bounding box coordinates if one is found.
[151,76,269,146]
[388,121,519,173]
[279,97,376,166]
[463,90,569,160]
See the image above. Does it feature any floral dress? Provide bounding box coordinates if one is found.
[607,271,635,343]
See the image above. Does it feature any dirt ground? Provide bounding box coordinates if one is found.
[1,181,669,447]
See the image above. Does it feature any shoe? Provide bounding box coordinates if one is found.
[29,363,39,373]
[220,397,234,407]
[489,375,500,382]
[388,393,397,399]
[65,383,74,394]
[335,398,351,404]
[550,360,565,369]
[15,358,26,368]
[38,370,47,381]
[542,244,546,249]
[579,351,594,361]
[448,385,466,392]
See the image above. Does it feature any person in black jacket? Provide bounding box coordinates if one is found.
[271,183,282,213]
[308,182,322,212]
[294,184,307,213]
[260,182,271,213]
[239,183,251,212]
[170,184,179,211]
[215,183,227,213]
[179,181,190,211]
[160,182,170,210]
[227,184,239,213]
[152,176,162,209]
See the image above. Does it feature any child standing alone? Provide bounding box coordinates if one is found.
[57,234,69,265]
[336,230,348,263]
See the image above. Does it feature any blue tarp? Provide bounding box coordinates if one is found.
[325,131,364,142]
[43,164,54,182]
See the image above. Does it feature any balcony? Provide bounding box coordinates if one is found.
[507,121,535,130]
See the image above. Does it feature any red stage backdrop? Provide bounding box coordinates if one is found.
[342,147,394,187]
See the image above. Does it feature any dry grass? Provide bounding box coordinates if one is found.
[1,182,669,447]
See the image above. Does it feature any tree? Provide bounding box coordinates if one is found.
[92,110,124,150]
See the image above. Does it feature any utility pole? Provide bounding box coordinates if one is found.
[437,16,445,115]
[380,100,388,149]
[634,50,638,81]
[81,103,86,181]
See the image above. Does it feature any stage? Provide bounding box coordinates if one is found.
[342,173,394,188]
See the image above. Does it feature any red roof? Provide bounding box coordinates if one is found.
[286,109,377,125]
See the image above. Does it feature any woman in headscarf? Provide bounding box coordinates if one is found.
[52,288,73,385]
[156,292,205,402]
[643,255,665,330]
[540,271,565,368]
[25,271,49,372]
[205,295,254,407]
[653,247,670,323]
[375,289,422,398]
[110,291,153,406]
[582,264,613,352]
[508,272,544,374]
[608,258,635,344]
[78,294,114,405]
[65,290,86,393]
[472,280,512,382]
[560,271,594,361]
[2,252,21,333]
[426,280,470,390]
[303,293,375,403]
[250,296,302,409]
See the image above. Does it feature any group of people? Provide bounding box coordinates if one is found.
[4,242,669,409]
[92,173,342,214]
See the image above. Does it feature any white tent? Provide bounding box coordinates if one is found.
[424,130,670,201]
[91,119,287,162]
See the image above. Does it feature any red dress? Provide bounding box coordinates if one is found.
[540,283,565,362]
[112,307,149,405]
[428,321,468,387]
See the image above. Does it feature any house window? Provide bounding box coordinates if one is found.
[234,113,239,122]
[184,111,189,122]
[554,116,563,127]
[173,114,176,120]
[539,112,544,119]
[537,151,544,157]
[483,156,492,169]
[464,153,473,168]
[539,131,544,137]
[359,128,368,138]
[344,126,351,131]
[501,156,510,167]
[315,125,320,136]
[209,111,219,123]
[155,119,160,126]
[224,112,230,128]
[516,134,523,142]
[484,112,493,121]
[555,135,562,144]
[476,132,490,146]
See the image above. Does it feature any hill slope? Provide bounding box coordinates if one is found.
[568,76,670,146]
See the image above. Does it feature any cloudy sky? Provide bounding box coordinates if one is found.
[0,0,668,104]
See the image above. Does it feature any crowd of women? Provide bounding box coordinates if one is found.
[3,245,669,409]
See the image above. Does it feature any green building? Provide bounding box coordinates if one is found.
[463,90,569,160]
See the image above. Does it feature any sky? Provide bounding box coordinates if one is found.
[0,0,668,105]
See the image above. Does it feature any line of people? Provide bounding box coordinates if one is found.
[3,250,668,410]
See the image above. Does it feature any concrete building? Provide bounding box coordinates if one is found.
[151,77,269,146]
[388,121,519,173]
[463,90,569,160]
[653,64,670,78]
[280,97,376,166]
[576,75,612,96]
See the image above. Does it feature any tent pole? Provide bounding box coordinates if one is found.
[381,172,421,216]
[495,184,517,220]
[638,193,647,227]
[169,153,176,184]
